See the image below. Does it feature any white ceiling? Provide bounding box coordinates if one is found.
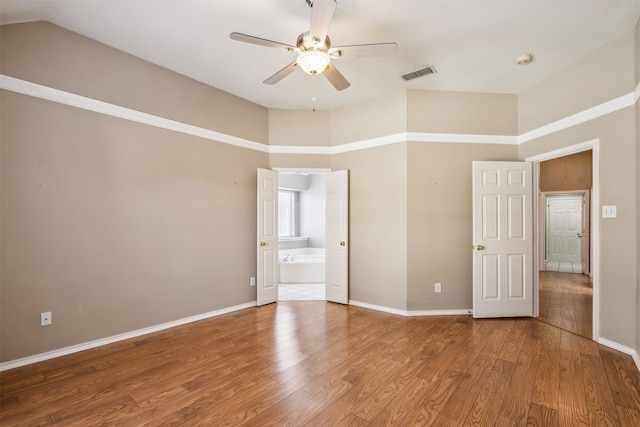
[2,0,640,111]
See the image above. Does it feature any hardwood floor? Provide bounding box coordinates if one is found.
[2,301,639,426]
[538,271,593,339]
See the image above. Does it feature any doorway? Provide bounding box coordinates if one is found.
[257,168,349,306]
[537,271,593,338]
[277,172,327,301]
[543,192,588,274]
[527,141,597,341]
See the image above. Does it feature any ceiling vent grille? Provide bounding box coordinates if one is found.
[402,66,437,81]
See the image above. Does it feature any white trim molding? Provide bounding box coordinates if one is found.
[7,74,636,154]
[269,145,333,155]
[406,309,473,316]
[598,338,640,372]
[518,93,635,144]
[273,167,332,173]
[0,301,256,372]
[349,300,408,316]
[407,132,517,145]
[332,132,519,154]
[349,300,472,317]
[273,132,518,155]
[0,74,270,153]
[634,80,640,105]
[525,139,597,162]
[331,133,408,154]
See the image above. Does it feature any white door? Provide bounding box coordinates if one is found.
[472,161,533,318]
[546,196,583,264]
[325,170,349,304]
[257,168,278,305]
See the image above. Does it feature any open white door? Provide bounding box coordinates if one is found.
[472,161,533,318]
[325,170,349,304]
[257,168,278,306]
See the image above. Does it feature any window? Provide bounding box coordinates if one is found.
[278,190,297,237]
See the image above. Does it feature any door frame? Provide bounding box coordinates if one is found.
[271,167,346,303]
[526,139,599,341]
[541,190,590,274]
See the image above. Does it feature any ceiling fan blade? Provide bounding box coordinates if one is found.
[329,42,398,58]
[309,0,336,46]
[323,63,350,91]
[264,62,300,85]
[230,32,298,53]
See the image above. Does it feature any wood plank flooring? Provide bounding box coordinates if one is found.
[2,301,639,426]
[538,271,592,339]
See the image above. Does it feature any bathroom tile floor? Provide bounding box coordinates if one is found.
[545,261,583,273]
[278,283,325,301]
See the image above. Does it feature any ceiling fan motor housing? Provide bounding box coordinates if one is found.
[297,31,331,51]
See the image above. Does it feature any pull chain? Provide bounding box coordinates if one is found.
[312,75,317,112]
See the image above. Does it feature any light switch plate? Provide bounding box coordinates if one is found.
[602,205,617,218]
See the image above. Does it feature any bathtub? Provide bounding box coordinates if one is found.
[279,248,325,284]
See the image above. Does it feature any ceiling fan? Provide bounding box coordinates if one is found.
[230,0,397,91]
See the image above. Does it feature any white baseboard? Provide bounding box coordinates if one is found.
[407,309,473,316]
[349,300,471,317]
[598,337,640,373]
[4,300,638,376]
[0,301,256,372]
[348,300,407,316]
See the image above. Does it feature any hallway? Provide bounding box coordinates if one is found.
[538,271,593,339]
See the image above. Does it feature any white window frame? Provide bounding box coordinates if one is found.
[278,190,298,238]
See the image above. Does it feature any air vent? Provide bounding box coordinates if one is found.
[402,66,437,81]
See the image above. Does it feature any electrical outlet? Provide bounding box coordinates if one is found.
[435,283,442,293]
[250,277,256,286]
[41,312,52,326]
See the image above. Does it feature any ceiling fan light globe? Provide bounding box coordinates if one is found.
[297,50,330,75]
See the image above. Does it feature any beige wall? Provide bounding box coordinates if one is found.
[268,154,332,170]
[518,32,635,133]
[407,90,518,135]
[0,21,269,144]
[407,142,517,311]
[269,109,331,146]
[330,90,407,146]
[1,22,269,362]
[331,144,408,310]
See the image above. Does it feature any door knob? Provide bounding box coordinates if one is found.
[476,245,485,250]
[260,241,266,246]
[340,241,346,246]
[577,233,583,238]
